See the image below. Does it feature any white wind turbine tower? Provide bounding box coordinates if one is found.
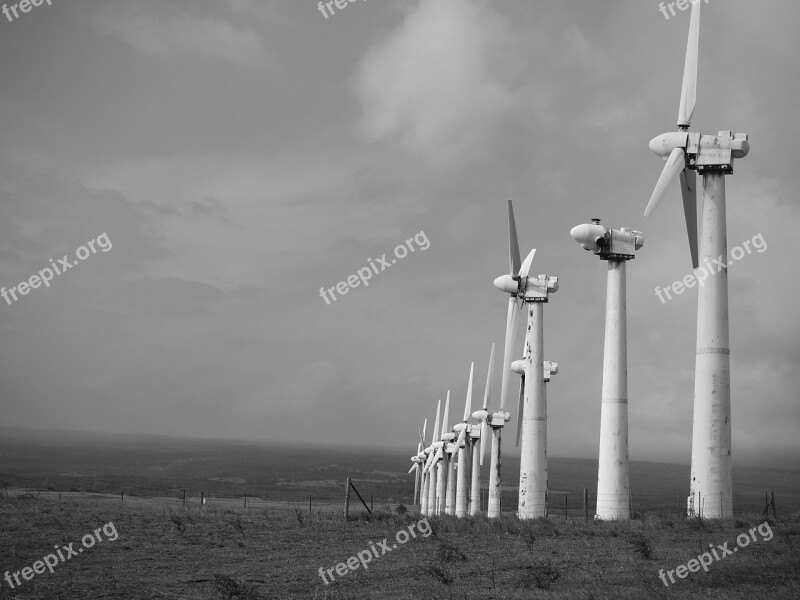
[470,343,496,516]
[409,419,427,510]
[509,357,559,518]
[436,393,451,515]
[485,200,532,517]
[409,440,423,507]
[443,405,458,516]
[644,1,749,518]
[494,200,558,519]
[422,393,450,515]
[422,400,442,516]
[452,362,475,517]
[571,220,644,520]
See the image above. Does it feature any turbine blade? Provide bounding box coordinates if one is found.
[480,421,488,466]
[483,343,495,411]
[408,463,417,474]
[519,248,536,280]
[679,168,699,269]
[515,374,525,447]
[678,0,700,127]
[441,391,450,437]
[499,297,522,411]
[644,147,685,217]
[455,428,467,450]
[423,451,435,474]
[508,200,522,277]
[432,400,441,443]
[422,418,427,444]
[463,363,474,422]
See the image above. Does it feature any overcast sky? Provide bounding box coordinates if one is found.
[1,0,797,469]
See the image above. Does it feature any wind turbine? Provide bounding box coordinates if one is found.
[486,200,533,517]
[422,393,450,515]
[409,441,423,507]
[409,419,427,510]
[571,220,644,520]
[442,394,458,516]
[494,200,559,519]
[644,0,749,518]
[436,393,450,515]
[453,362,475,517]
[470,343,495,516]
[422,399,442,516]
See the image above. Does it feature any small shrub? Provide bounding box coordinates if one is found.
[514,559,560,590]
[213,574,264,600]
[436,540,467,563]
[423,564,453,585]
[628,531,655,560]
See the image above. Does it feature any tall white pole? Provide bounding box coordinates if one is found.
[436,456,447,515]
[411,466,422,506]
[518,303,547,519]
[427,462,437,516]
[420,470,429,515]
[689,173,732,518]
[487,428,502,517]
[445,453,456,515]
[456,442,469,517]
[596,259,631,520]
[469,438,481,516]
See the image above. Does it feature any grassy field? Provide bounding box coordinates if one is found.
[1,494,798,600]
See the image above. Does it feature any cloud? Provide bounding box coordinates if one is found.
[354,0,518,165]
[89,1,274,70]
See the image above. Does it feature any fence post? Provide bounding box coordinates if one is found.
[183,490,186,506]
[121,492,124,502]
[201,491,204,506]
[309,493,312,515]
[564,495,568,519]
[370,495,373,513]
[344,477,351,521]
[584,488,589,523]
[771,491,777,521]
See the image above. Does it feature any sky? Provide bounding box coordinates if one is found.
[0,0,797,470]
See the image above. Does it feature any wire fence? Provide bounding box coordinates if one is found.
[4,486,796,519]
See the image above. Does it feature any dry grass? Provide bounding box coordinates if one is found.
[0,496,798,599]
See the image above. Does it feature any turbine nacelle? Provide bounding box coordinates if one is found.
[649,131,750,171]
[571,220,644,260]
[544,361,558,382]
[490,411,510,427]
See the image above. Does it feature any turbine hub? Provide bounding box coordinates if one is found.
[649,131,689,160]
[471,409,488,421]
[493,274,519,295]
[570,222,607,252]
